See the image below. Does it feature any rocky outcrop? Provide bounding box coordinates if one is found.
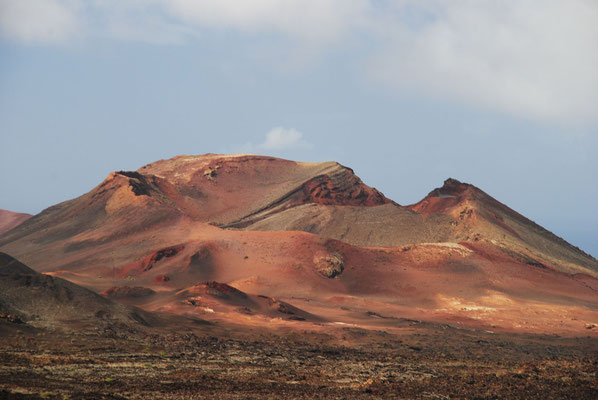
[313,252,344,278]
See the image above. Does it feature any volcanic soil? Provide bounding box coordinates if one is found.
[1,154,597,399]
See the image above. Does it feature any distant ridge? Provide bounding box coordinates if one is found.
[0,209,31,235]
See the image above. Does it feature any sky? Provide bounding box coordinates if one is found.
[0,0,597,256]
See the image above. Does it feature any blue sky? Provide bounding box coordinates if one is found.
[1,0,597,256]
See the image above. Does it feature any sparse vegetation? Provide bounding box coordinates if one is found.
[0,326,596,399]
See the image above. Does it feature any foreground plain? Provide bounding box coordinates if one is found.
[1,318,597,400]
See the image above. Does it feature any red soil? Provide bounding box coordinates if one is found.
[0,154,596,338]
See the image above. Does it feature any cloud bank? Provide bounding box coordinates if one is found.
[1,0,597,125]
[368,0,598,124]
[0,0,80,44]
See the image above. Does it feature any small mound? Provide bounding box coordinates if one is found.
[257,295,297,315]
[186,281,248,300]
[152,274,171,285]
[143,246,184,271]
[120,245,185,276]
[101,286,156,299]
[0,254,160,329]
[255,295,319,321]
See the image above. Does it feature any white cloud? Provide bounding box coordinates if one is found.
[368,0,598,124]
[239,127,312,154]
[1,0,597,125]
[163,0,370,43]
[258,127,306,151]
[0,0,369,45]
[99,4,197,45]
[0,0,80,44]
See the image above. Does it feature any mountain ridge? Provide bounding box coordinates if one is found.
[0,154,596,336]
[0,154,595,276]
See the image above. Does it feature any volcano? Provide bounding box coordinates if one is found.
[0,154,596,336]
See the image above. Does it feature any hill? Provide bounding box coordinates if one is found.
[0,154,596,336]
[0,252,160,332]
[0,209,31,235]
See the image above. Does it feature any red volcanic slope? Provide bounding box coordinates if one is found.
[406,178,598,274]
[136,154,391,224]
[0,209,31,235]
[0,154,596,336]
[240,177,597,276]
[0,154,393,274]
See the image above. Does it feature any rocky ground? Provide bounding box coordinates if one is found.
[1,320,597,400]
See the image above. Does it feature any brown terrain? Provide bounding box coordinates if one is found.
[0,154,597,399]
[0,209,31,236]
